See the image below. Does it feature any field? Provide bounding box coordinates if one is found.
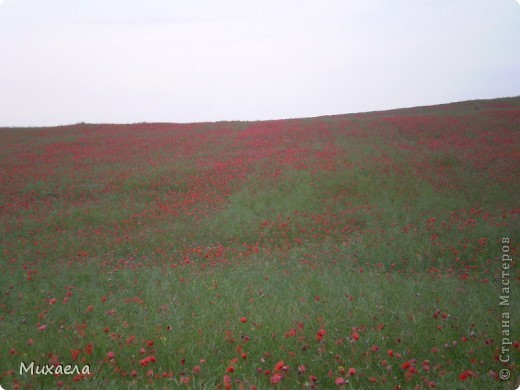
[0,97,519,389]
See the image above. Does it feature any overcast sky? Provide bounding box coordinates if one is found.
[0,0,519,126]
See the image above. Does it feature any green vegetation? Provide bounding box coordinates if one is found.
[0,97,519,388]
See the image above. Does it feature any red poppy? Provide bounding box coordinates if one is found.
[270,373,283,384]
[316,329,327,342]
[71,349,80,361]
[335,377,346,385]
[274,361,286,372]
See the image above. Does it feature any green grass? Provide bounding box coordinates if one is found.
[1,255,516,389]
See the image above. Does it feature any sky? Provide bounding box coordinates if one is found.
[0,0,519,127]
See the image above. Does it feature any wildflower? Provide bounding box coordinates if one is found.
[459,370,474,381]
[226,366,235,373]
[335,377,346,385]
[223,375,232,390]
[71,349,81,361]
[274,361,287,372]
[240,317,248,323]
[270,373,283,384]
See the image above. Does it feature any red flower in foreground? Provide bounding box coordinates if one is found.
[316,328,327,342]
[71,349,81,361]
[140,356,156,366]
[226,365,235,373]
[270,373,283,384]
[223,375,232,390]
[335,377,346,385]
[240,317,247,323]
[274,360,287,372]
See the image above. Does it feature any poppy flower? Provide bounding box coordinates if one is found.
[270,373,283,384]
[71,349,80,361]
[240,317,247,323]
[316,329,327,342]
[335,377,346,385]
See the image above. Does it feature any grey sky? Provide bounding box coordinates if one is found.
[0,0,519,126]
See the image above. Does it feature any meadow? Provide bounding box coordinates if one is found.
[0,97,519,389]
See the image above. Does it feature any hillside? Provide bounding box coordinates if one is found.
[0,97,519,388]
